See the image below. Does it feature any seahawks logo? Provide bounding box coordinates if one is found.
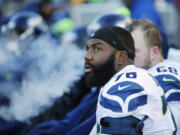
[156,75,180,101]
[100,81,147,112]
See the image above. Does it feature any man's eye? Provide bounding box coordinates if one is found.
[94,47,101,51]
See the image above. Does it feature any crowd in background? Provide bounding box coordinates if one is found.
[1,0,180,48]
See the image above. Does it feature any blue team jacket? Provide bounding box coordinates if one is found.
[27,89,99,135]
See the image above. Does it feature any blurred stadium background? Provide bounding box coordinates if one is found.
[0,0,180,48]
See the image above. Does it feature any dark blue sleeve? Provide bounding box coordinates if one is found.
[27,120,72,135]
[67,113,96,135]
[28,91,98,135]
[28,114,96,135]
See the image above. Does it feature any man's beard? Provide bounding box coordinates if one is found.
[85,54,116,87]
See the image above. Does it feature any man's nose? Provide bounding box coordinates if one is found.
[84,51,93,61]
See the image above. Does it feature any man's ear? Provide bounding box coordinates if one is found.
[150,46,160,61]
[115,51,128,65]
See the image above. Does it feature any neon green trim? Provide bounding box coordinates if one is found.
[163,77,175,82]
[118,85,131,91]
[114,7,131,17]
[96,122,101,135]
[52,18,74,35]
[161,95,167,116]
